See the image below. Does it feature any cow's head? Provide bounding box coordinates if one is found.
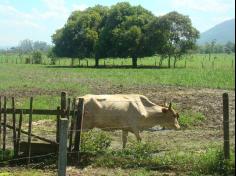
[161,102,180,130]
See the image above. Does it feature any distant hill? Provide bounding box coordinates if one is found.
[198,19,235,45]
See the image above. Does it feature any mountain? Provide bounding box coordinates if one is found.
[198,19,235,45]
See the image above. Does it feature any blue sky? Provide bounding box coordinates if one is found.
[0,0,235,47]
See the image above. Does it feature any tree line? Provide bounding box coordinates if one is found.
[197,41,235,54]
[52,2,199,68]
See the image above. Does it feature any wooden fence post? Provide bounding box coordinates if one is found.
[69,98,76,151]
[58,118,68,176]
[27,97,33,165]
[61,92,67,119]
[16,110,23,157]
[12,97,17,157]
[0,101,1,156]
[56,106,60,143]
[74,98,84,164]
[223,93,230,160]
[3,97,7,159]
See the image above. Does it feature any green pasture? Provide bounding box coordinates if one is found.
[0,54,235,91]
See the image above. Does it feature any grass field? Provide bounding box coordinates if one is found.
[0,54,235,92]
[0,53,235,175]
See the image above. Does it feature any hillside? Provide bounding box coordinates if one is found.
[198,19,235,45]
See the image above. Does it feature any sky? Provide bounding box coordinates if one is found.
[0,0,235,47]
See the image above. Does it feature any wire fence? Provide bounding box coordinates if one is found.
[0,92,234,176]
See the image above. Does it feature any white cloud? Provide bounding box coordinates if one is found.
[171,0,233,13]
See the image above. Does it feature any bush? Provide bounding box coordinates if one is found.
[25,57,31,64]
[50,57,56,65]
[80,129,111,153]
[32,51,43,64]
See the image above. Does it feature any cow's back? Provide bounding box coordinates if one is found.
[79,94,148,130]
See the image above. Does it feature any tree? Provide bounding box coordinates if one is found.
[52,5,108,66]
[97,2,156,67]
[18,39,33,54]
[33,41,51,52]
[157,12,199,68]
[224,41,235,54]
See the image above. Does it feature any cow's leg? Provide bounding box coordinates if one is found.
[122,130,128,149]
[133,129,141,142]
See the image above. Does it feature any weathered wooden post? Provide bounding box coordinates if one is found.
[12,97,17,157]
[56,106,60,143]
[61,92,67,119]
[16,110,23,157]
[27,97,33,165]
[69,98,76,151]
[3,97,7,159]
[74,98,84,164]
[58,118,68,176]
[0,96,2,143]
[223,93,230,160]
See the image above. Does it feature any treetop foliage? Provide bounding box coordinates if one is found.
[52,2,200,67]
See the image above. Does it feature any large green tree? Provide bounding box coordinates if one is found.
[96,2,156,67]
[52,5,108,65]
[157,12,199,68]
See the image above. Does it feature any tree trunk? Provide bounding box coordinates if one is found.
[168,56,171,68]
[159,57,163,67]
[95,56,99,67]
[174,57,177,68]
[132,57,137,68]
[71,58,74,66]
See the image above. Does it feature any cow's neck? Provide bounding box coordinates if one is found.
[139,105,166,128]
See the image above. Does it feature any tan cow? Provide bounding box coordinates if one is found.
[77,94,180,148]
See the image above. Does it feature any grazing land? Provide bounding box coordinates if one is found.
[0,54,235,175]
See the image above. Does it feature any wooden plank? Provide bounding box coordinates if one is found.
[69,98,76,151]
[74,98,84,164]
[58,118,68,176]
[223,93,230,160]
[1,108,64,115]
[12,97,17,157]
[16,110,23,157]
[20,142,57,155]
[3,97,7,159]
[27,97,33,165]
[4,123,57,145]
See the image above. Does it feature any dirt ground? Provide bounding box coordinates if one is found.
[0,85,235,175]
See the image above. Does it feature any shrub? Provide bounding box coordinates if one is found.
[80,129,111,153]
[25,57,31,64]
[32,51,42,64]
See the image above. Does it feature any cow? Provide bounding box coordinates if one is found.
[77,94,180,148]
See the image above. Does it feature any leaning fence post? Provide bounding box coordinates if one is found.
[223,93,230,160]
[58,118,68,176]
[74,98,84,164]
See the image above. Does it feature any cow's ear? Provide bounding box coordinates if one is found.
[162,108,168,113]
